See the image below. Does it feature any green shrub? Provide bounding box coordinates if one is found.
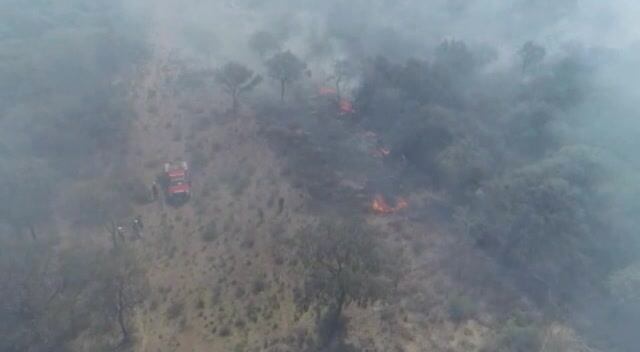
[121,177,151,205]
[195,299,205,310]
[485,318,542,352]
[201,221,218,242]
[231,173,251,196]
[166,302,184,321]
[495,325,541,352]
[172,128,183,141]
[219,326,231,337]
[448,295,476,322]
[251,279,266,295]
[189,145,209,170]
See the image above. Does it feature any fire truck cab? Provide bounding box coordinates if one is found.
[163,161,191,203]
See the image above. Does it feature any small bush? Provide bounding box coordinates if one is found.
[143,158,163,169]
[274,255,284,266]
[241,237,255,248]
[190,146,209,170]
[219,326,231,337]
[195,299,205,310]
[172,128,183,141]
[448,295,476,322]
[193,114,213,131]
[412,240,427,255]
[251,279,266,295]
[121,176,152,205]
[166,302,184,321]
[483,317,542,352]
[201,221,218,241]
[493,325,541,352]
[231,174,251,196]
[247,304,259,323]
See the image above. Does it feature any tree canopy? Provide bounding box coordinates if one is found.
[295,220,397,348]
[215,61,262,111]
[519,41,546,73]
[296,221,393,318]
[266,50,307,101]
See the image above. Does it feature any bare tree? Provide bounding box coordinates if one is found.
[214,61,262,112]
[97,246,148,347]
[0,159,53,240]
[332,59,356,101]
[519,41,546,73]
[0,239,66,351]
[0,238,147,351]
[266,50,307,102]
[295,220,396,347]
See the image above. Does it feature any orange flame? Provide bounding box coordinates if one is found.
[371,147,391,158]
[319,86,337,96]
[339,99,355,114]
[371,195,409,215]
[371,195,393,214]
[394,197,409,211]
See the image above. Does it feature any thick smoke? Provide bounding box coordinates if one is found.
[2,1,640,351]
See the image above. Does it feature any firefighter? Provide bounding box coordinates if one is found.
[136,215,144,231]
[132,216,143,238]
[151,181,159,201]
[116,225,126,241]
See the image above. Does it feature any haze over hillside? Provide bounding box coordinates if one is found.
[1,1,640,351]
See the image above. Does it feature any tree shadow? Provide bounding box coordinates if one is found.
[313,307,358,352]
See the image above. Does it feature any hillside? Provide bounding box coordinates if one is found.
[116,3,575,352]
[2,1,640,352]
[117,4,489,352]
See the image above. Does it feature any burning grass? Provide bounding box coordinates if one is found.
[371,194,409,215]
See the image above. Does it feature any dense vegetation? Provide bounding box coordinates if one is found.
[248,4,640,349]
[353,43,620,301]
[0,1,146,351]
[329,32,639,352]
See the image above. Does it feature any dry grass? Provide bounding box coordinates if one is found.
[115,3,563,351]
